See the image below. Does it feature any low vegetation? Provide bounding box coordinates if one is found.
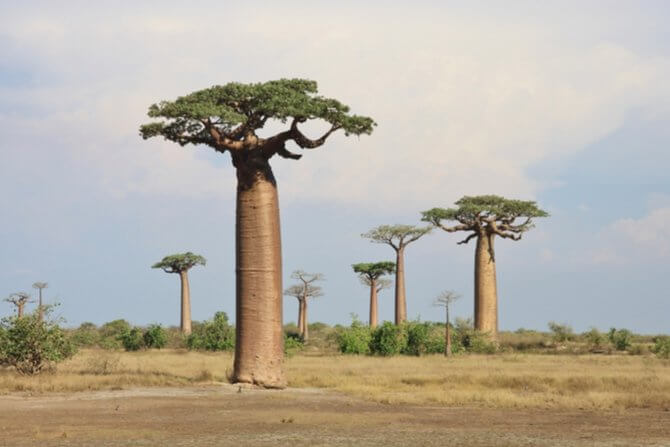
[0,349,668,411]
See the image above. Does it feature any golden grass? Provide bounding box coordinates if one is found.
[285,353,670,410]
[2,350,669,411]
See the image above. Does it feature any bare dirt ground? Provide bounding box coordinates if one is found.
[1,385,668,447]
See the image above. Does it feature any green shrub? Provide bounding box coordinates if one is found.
[608,328,632,351]
[403,322,430,356]
[187,312,235,351]
[583,327,603,349]
[453,318,496,354]
[652,337,670,359]
[143,324,168,349]
[370,321,406,356]
[100,319,131,349]
[70,322,100,348]
[0,310,76,375]
[119,327,144,351]
[548,321,574,343]
[336,317,371,355]
[425,326,445,354]
[284,333,304,357]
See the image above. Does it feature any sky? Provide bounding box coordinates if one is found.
[1,1,669,333]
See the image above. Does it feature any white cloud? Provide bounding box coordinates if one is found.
[588,207,670,265]
[1,3,669,210]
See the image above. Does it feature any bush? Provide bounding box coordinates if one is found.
[187,312,235,351]
[0,310,76,375]
[370,321,406,356]
[70,322,100,348]
[548,321,574,343]
[404,322,430,356]
[336,317,371,355]
[284,333,304,357]
[583,327,604,349]
[100,319,131,349]
[652,337,670,359]
[143,324,168,349]
[119,327,144,351]
[608,328,632,351]
[453,318,496,354]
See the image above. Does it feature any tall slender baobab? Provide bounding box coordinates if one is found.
[141,79,374,387]
[32,281,48,321]
[433,290,461,357]
[5,292,33,318]
[151,252,206,336]
[352,262,395,328]
[422,195,548,339]
[283,270,324,342]
[362,225,431,324]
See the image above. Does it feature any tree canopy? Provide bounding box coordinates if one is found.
[361,225,432,251]
[152,252,206,274]
[352,262,396,281]
[139,79,376,161]
[284,284,324,301]
[285,270,325,300]
[421,195,548,244]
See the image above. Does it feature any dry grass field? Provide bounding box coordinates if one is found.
[2,350,670,446]
[2,349,669,411]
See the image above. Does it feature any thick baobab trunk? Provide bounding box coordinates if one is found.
[179,270,192,335]
[474,233,498,338]
[445,305,452,357]
[233,165,285,388]
[17,304,25,318]
[369,279,378,328]
[38,290,43,322]
[297,298,305,336]
[394,248,407,325]
[302,299,309,342]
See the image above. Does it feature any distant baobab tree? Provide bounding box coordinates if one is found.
[284,270,324,342]
[422,195,548,339]
[5,292,34,318]
[140,79,374,388]
[352,262,395,328]
[32,281,48,321]
[433,290,461,357]
[362,225,431,324]
[152,252,206,335]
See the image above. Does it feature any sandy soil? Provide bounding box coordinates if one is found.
[1,385,669,446]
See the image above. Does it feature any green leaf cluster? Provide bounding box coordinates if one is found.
[352,261,395,280]
[140,78,376,146]
[422,195,549,225]
[152,252,206,274]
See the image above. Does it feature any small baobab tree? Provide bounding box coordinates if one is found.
[352,262,395,328]
[141,79,374,388]
[422,195,548,339]
[152,252,206,336]
[283,270,324,342]
[5,292,34,318]
[433,290,461,357]
[362,225,431,324]
[32,281,48,321]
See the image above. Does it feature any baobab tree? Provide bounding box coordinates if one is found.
[141,79,374,387]
[422,195,548,339]
[283,270,324,342]
[32,281,48,321]
[433,290,461,357]
[362,225,431,324]
[151,252,206,336]
[352,261,395,328]
[5,292,33,318]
